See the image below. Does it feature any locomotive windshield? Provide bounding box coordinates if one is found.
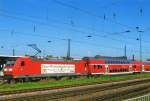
[6,61,16,66]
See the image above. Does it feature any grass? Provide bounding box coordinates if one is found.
[0,73,149,92]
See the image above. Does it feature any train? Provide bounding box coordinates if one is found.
[2,56,150,83]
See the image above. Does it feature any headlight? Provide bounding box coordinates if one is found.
[4,68,7,71]
[9,68,13,71]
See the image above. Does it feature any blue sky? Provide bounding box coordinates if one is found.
[0,0,150,60]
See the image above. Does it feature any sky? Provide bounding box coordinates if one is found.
[0,0,150,60]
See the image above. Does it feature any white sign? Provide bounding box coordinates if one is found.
[41,64,75,74]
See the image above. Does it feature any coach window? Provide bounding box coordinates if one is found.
[21,61,25,66]
[120,68,122,72]
[133,65,136,68]
[124,68,126,72]
[121,68,123,72]
[119,68,121,72]
[98,65,102,69]
[123,68,125,72]
[94,65,96,69]
[124,69,126,72]
[122,68,125,72]
[116,69,119,72]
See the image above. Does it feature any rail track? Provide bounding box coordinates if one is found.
[94,83,150,101]
[0,77,150,101]
[0,77,150,96]
[0,80,116,96]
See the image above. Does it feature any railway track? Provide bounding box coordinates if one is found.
[0,77,147,96]
[0,77,150,96]
[0,81,113,96]
[94,83,150,101]
[0,77,150,101]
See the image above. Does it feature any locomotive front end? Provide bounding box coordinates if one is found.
[3,61,15,80]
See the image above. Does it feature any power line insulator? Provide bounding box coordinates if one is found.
[140,8,143,16]
[87,35,92,37]
[11,30,14,36]
[70,19,74,27]
[104,14,106,20]
[33,25,36,32]
[113,13,116,19]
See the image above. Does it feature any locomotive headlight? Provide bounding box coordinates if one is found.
[4,68,8,71]
[9,68,13,71]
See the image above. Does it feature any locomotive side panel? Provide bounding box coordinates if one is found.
[13,57,40,78]
[3,57,87,79]
[15,58,89,78]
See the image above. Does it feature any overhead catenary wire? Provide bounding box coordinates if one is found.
[2,11,150,46]
[0,28,121,50]
[0,0,148,40]
[0,12,137,45]
[0,8,150,45]
[0,0,149,59]
[51,0,136,30]
[51,0,150,43]
[0,28,150,56]
[0,12,150,51]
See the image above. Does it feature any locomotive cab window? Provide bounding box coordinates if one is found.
[21,61,25,66]
[6,61,15,66]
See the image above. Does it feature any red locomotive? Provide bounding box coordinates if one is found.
[3,56,150,82]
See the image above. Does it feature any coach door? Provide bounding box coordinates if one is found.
[19,61,25,75]
[129,65,132,72]
[142,65,144,72]
[105,64,108,74]
[84,63,89,74]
